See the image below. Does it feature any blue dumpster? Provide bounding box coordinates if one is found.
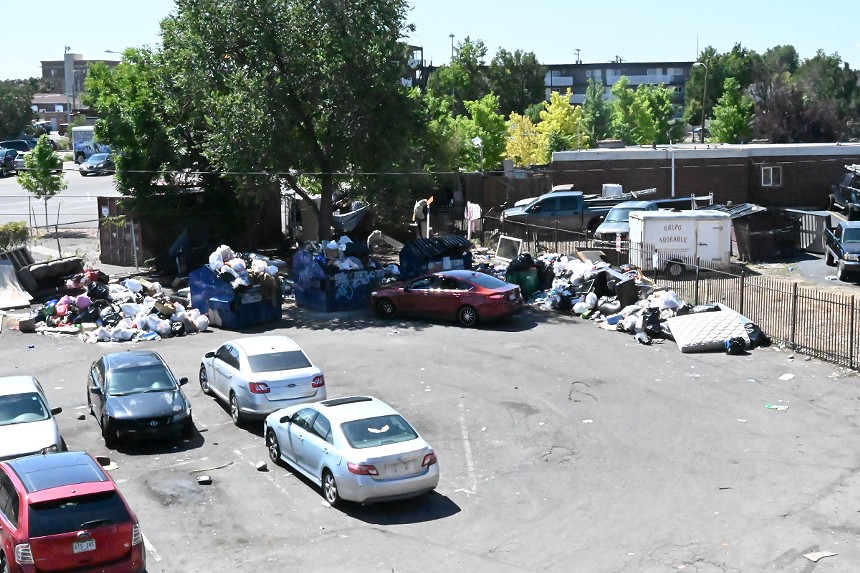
[189,265,282,330]
[292,248,384,312]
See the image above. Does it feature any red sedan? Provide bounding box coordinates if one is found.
[371,269,522,327]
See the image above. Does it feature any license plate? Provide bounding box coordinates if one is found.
[242,293,262,304]
[509,293,518,300]
[73,539,96,554]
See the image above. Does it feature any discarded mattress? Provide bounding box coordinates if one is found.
[666,309,750,353]
[0,261,32,309]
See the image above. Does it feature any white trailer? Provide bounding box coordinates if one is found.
[71,125,110,164]
[629,210,731,277]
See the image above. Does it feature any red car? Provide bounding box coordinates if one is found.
[371,269,522,327]
[0,451,145,573]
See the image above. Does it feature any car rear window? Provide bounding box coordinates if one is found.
[28,491,131,537]
[0,392,49,426]
[341,415,418,449]
[247,350,312,373]
[465,273,508,290]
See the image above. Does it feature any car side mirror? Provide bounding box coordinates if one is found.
[204,351,215,358]
[90,386,102,395]
[529,205,542,213]
[51,407,62,415]
[179,377,189,386]
[280,416,290,424]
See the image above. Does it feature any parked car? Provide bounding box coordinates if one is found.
[824,220,860,281]
[12,152,27,173]
[87,350,194,447]
[371,269,522,327]
[0,451,146,573]
[593,200,661,241]
[78,153,114,176]
[0,376,64,461]
[0,140,32,153]
[199,335,326,426]
[0,148,17,177]
[828,164,860,219]
[264,395,439,506]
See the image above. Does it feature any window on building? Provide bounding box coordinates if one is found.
[762,166,783,187]
[647,68,659,76]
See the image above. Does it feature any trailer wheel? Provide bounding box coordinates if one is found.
[665,261,685,278]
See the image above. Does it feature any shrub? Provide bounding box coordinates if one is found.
[0,221,29,251]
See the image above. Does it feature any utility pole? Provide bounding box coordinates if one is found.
[575,49,581,64]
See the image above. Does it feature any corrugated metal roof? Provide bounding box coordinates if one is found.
[709,203,767,218]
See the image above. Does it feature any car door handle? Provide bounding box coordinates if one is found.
[322,448,329,455]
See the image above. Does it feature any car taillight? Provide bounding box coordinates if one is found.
[347,462,379,476]
[422,451,438,467]
[132,523,143,546]
[249,382,270,394]
[488,293,505,299]
[15,544,34,564]
[312,375,325,388]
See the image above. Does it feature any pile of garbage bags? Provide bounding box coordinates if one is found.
[30,269,210,343]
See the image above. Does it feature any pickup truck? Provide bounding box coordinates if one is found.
[824,221,860,281]
[828,165,860,219]
[501,190,612,234]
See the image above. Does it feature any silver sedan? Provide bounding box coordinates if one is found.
[264,396,439,506]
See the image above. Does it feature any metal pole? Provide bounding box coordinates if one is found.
[700,66,708,143]
[850,295,856,370]
[670,143,675,197]
[130,218,139,269]
[739,272,745,315]
[790,281,798,350]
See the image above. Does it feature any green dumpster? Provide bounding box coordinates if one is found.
[505,267,539,297]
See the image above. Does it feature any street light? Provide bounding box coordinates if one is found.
[449,34,455,61]
[693,62,708,144]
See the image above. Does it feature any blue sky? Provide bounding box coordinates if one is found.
[5,0,859,81]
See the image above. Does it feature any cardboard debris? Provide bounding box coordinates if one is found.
[803,551,836,562]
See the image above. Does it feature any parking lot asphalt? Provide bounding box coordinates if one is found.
[1,304,859,572]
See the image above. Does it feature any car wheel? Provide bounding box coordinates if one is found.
[837,262,849,282]
[75,153,85,164]
[375,298,397,319]
[229,392,242,426]
[87,391,94,415]
[199,364,212,395]
[825,250,836,266]
[80,171,88,177]
[0,167,6,178]
[850,205,860,221]
[322,470,342,507]
[60,438,68,451]
[666,261,685,278]
[457,305,478,327]
[266,428,281,464]
[182,418,195,439]
[102,417,118,448]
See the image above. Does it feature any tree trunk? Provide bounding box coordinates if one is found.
[43,198,49,231]
[318,171,334,242]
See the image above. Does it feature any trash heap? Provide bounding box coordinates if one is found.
[28,268,210,343]
[207,244,282,291]
[510,251,771,355]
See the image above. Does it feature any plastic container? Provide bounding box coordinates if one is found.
[506,268,539,297]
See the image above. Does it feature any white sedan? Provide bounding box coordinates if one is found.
[0,376,65,460]
[264,396,439,506]
[199,335,326,425]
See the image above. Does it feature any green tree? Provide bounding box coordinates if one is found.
[581,78,611,147]
[610,77,637,143]
[487,48,546,118]
[17,136,66,230]
[537,90,586,162]
[630,84,678,146]
[505,112,542,167]
[459,94,507,171]
[426,37,490,116]
[0,80,36,140]
[710,77,754,143]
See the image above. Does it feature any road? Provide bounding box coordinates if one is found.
[1,304,858,572]
[0,163,119,228]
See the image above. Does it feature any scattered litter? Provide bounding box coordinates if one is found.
[28,344,34,349]
[803,551,837,562]
[538,421,545,426]
[424,388,431,392]
[718,486,733,490]
[737,419,747,423]
[190,461,234,473]
[778,373,795,381]
[196,475,212,485]
[256,461,268,472]
[787,354,794,360]
[582,419,594,424]
[826,276,838,280]
[76,413,86,420]
[765,403,789,411]
[481,426,487,432]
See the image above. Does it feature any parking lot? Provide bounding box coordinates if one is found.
[2,302,859,572]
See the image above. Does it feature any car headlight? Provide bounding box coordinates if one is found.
[96,163,104,168]
[846,253,860,262]
[42,444,59,453]
[171,403,191,422]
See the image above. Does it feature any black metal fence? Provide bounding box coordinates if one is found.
[481,215,860,370]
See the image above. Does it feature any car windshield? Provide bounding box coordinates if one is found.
[0,392,49,426]
[247,350,312,372]
[341,414,418,449]
[88,154,109,163]
[465,272,508,290]
[28,491,131,537]
[843,228,860,242]
[605,207,640,223]
[107,365,176,395]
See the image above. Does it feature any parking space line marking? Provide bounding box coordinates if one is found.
[142,533,162,562]
[233,449,292,496]
[458,402,478,497]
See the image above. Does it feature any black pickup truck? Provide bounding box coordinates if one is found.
[824,221,860,281]
[828,165,860,219]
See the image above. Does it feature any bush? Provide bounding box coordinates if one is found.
[0,221,29,251]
